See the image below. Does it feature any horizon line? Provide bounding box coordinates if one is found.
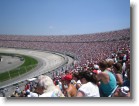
[0,27,130,36]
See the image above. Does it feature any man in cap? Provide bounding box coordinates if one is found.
[63,74,77,97]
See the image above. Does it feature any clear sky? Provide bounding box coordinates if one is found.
[0,0,130,36]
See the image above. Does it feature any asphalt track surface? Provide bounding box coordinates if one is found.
[0,48,74,89]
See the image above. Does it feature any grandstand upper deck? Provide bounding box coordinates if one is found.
[0,28,130,42]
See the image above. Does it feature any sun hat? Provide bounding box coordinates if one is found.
[94,65,99,70]
[120,86,129,95]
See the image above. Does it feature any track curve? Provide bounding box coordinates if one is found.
[0,48,74,88]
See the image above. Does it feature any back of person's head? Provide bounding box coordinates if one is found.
[20,90,26,97]
[26,89,30,95]
[78,71,97,85]
[38,75,55,93]
[55,80,59,85]
[94,64,99,70]
[113,63,122,73]
[98,60,108,71]
[72,72,79,81]
[63,74,72,84]
[65,70,69,74]
[105,58,114,68]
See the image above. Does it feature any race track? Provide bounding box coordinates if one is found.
[0,48,74,88]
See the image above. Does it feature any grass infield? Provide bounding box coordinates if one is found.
[0,53,38,82]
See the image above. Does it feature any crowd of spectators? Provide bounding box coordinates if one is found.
[0,28,130,97]
[0,28,129,42]
[9,46,130,97]
[0,28,130,64]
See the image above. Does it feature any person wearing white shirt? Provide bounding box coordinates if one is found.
[76,71,100,97]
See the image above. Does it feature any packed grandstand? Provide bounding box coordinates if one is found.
[0,28,130,97]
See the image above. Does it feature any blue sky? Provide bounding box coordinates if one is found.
[0,0,130,35]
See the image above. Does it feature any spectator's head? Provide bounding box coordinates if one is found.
[113,63,122,73]
[20,90,26,97]
[94,64,99,70]
[72,72,79,81]
[78,71,97,85]
[114,86,130,97]
[36,75,56,93]
[55,80,59,85]
[105,58,114,68]
[120,86,129,96]
[26,89,30,95]
[63,74,72,85]
[65,70,69,74]
[98,60,108,71]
